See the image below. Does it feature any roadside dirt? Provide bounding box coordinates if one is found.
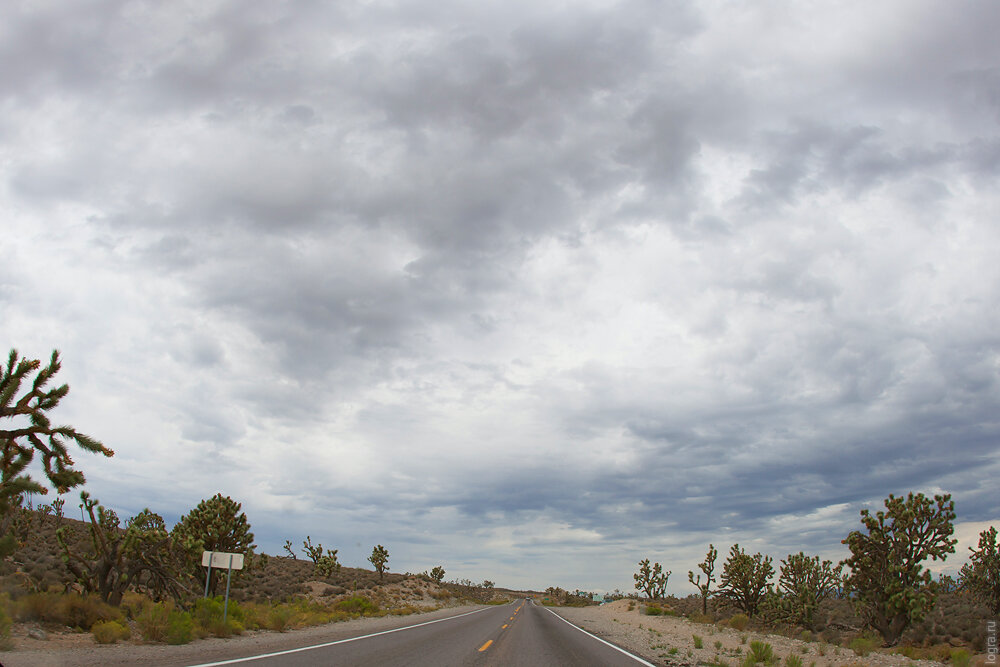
[0,603,483,667]
[553,600,948,667]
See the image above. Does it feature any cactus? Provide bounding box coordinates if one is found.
[315,549,341,578]
[688,544,718,615]
[58,491,196,604]
[774,552,843,629]
[368,544,389,579]
[634,558,670,600]
[171,493,255,596]
[718,544,774,617]
[282,540,297,559]
[300,535,340,578]
[303,536,323,563]
[841,492,956,646]
[958,526,1000,614]
[0,349,113,557]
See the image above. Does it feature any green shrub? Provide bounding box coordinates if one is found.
[193,596,244,638]
[729,613,749,630]
[136,601,172,642]
[167,610,194,645]
[784,655,803,667]
[950,648,971,667]
[267,605,293,632]
[693,634,703,649]
[334,596,378,615]
[119,591,150,620]
[749,640,774,663]
[17,592,119,630]
[0,597,12,651]
[91,620,131,644]
[849,636,878,657]
[644,604,663,615]
[798,630,812,642]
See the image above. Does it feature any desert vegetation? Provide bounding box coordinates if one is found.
[633,491,998,662]
[3,347,997,663]
[0,349,498,651]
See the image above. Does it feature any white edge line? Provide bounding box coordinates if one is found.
[542,606,658,667]
[185,605,500,666]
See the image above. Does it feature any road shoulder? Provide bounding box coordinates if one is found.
[1,604,486,667]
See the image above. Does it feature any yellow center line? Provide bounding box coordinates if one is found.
[502,624,508,629]
[478,640,493,652]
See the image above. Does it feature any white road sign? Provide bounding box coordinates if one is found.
[202,551,245,570]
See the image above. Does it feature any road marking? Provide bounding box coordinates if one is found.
[185,607,495,666]
[542,607,657,667]
[478,640,493,652]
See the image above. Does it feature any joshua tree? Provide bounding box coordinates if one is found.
[958,525,1000,614]
[718,544,774,617]
[369,544,389,579]
[688,544,718,615]
[303,535,323,563]
[58,491,197,604]
[634,558,670,599]
[282,540,297,559]
[171,493,255,596]
[841,492,956,646]
[430,565,446,584]
[775,552,843,629]
[1,349,113,556]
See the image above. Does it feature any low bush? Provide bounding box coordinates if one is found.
[693,634,703,649]
[167,610,194,645]
[950,648,971,667]
[16,592,119,630]
[119,591,149,620]
[267,605,293,631]
[334,596,378,615]
[784,656,803,667]
[0,596,12,651]
[136,601,172,642]
[91,620,130,644]
[749,640,774,663]
[193,596,244,638]
[728,613,749,630]
[849,636,879,657]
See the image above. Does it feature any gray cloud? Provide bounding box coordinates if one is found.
[1,0,998,592]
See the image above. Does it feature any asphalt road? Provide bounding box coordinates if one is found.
[187,600,655,667]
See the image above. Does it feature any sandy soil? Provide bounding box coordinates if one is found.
[553,600,948,667]
[0,603,484,667]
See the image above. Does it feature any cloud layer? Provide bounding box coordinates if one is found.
[2,0,999,592]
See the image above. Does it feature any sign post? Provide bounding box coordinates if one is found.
[202,551,245,623]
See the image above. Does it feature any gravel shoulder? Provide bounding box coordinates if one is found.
[0,604,485,667]
[551,600,944,667]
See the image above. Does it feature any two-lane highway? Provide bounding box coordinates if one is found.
[189,599,654,666]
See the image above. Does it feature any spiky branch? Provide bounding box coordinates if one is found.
[688,544,718,615]
[1,349,113,556]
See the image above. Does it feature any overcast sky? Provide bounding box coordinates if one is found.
[2,0,999,594]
